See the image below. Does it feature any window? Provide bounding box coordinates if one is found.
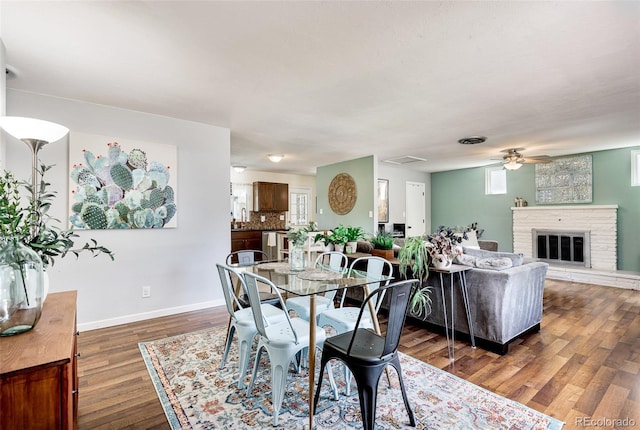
[485,167,507,194]
[632,150,640,187]
[289,188,311,226]
[231,183,252,221]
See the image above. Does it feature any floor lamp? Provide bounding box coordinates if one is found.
[0,116,69,236]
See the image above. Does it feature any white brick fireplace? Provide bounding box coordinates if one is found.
[512,205,638,290]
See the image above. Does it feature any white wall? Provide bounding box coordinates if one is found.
[377,163,431,233]
[6,90,230,330]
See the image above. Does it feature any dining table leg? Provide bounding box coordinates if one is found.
[308,294,316,430]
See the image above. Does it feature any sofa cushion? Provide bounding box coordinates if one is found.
[475,257,513,271]
[454,253,478,267]
[462,246,524,267]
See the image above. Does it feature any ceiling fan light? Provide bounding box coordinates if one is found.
[504,160,523,170]
[268,154,284,163]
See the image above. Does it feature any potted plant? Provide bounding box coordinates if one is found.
[313,231,333,252]
[397,235,433,319]
[345,225,365,254]
[369,232,395,260]
[328,225,348,253]
[425,225,466,269]
[1,165,113,336]
[287,227,309,271]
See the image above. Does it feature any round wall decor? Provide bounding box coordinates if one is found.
[328,173,357,215]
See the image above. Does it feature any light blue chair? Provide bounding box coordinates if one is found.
[316,256,393,395]
[243,271,338,426]
[216,264,287,390]
[285,251,348,322]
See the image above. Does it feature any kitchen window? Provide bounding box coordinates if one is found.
[289,187,310,226]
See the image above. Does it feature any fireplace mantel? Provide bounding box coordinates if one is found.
[512,205,618,211]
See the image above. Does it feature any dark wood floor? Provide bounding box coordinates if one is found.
[77,279,639,429]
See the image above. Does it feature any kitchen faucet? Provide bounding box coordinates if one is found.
[241,208,247,224]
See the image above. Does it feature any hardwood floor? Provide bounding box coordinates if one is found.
[77,279,639,429]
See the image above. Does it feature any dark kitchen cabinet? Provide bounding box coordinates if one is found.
[253,182,288,211]
[231,230,262,253]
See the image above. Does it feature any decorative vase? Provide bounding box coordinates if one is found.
[0,237,45,336]
[432,253,453,270]
[289,244,306,272]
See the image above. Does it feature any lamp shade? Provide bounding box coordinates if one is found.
[503,160,522,170]
[0,116,69,143]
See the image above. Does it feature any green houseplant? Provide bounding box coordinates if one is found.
[0,166,114,336]
[397,235,432,319]
[345,225,365,254]
[328,225,348,253]
[370,232,394,260]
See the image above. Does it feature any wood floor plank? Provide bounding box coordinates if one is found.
[76,279,639,428]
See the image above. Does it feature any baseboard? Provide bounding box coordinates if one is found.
[546,266,640,290]
[78,299,225,332]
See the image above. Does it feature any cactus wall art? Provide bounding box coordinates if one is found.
[69,132,178,229]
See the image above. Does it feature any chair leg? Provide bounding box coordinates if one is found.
[344,365,352,396]
[236,336,251,389]
[246,345,264,396]
[271,361,289,426]
[352,365,385,430]
[313,352,329,411]
[390,357,416,427]
[220,324,235,370]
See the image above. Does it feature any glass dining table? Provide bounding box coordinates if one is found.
[229,260,393,429]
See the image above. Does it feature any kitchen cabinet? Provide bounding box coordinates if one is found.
[1,291,78,430]
[253,182,288,212]
[231,230,263,253]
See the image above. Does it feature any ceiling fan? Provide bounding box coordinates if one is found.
[499,148,551,170]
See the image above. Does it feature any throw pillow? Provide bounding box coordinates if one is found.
[475,257,513,271]
[462,247,525,267]
[457,230,480,249]
[454,254,477,267]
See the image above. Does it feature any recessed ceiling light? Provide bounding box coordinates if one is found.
[458,136,487,145]
[268,154,284,163]
[232,166,246,173]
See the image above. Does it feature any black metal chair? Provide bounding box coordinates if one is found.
[313,279,419,430]
[225,250,279,307]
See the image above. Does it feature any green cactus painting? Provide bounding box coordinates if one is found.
[69,135,178,229]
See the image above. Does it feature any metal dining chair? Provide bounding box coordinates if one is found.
[316,255,393,395]
[285,251,349,322]
[242,271,338,426]
[225,250,279,307]
[216,264,287,389]
[314,279,418,430]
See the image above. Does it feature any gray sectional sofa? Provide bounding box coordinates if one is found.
[412,247,549,354]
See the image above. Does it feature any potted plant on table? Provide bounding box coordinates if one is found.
[328,225,348,253]
[369,231,395,260]
[345,225,365,254]
[425,225,467,270]
[287,227,309,271]
[0,165,114,336]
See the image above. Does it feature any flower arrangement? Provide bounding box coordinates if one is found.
[425,225,467,267]
[287,227,309,247]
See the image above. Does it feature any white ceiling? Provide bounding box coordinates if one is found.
[2,1,639,175]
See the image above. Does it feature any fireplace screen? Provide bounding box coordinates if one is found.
[533,229,590,267]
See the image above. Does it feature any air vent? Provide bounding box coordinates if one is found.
[458,136,487,145]
[383,156,426,165]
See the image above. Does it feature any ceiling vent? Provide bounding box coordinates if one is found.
[383,155,427,165]
[458,136,487,145]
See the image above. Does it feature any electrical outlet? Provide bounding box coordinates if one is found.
[142,286,151,298]
[260,215,265,222]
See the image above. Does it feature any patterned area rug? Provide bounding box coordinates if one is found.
[139,326,564,430]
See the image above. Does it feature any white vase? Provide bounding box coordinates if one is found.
[432,253,452,270]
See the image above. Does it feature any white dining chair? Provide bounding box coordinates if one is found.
[285,251,349,322]
[242,271,338,426]
[216,264,287,390]
[316,256,393,395]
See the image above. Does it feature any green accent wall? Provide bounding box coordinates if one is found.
[431,146,640,272]
[316,155,377,234]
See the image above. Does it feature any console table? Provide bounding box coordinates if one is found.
[431,264,476,361]
[0,291,79,429]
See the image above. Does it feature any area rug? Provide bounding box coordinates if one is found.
[139,326,564,430]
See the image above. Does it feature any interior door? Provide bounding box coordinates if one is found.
[405,181,425,237]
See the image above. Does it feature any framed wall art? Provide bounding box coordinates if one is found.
[377,179,389,223]
[535,154,592,204]
[68,132,178,229]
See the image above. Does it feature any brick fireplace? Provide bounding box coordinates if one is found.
[511,205,639,290]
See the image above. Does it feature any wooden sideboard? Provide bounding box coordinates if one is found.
[0,291,79,429]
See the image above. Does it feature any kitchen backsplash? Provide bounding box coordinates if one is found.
[237,211,286,230]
